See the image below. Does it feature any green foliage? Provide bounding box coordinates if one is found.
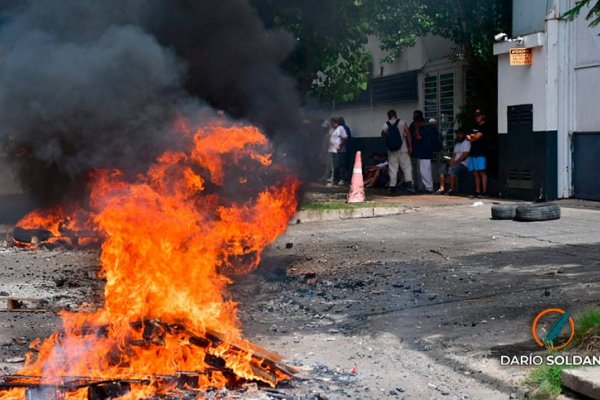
[524,360,571,399]
[370,1,431,63]
[312,49,372,102]
[563,0,600,27]
[251,0,511,105]
[573,307,600,346]
[524,308,600,399]
[251,0,376,101]
[301,199,396,211]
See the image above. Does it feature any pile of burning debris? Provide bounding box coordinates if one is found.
[8,206,100,249]
[0,122,302,400]
[0,320,299,399]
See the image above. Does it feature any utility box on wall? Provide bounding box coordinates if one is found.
[498,104,557,201]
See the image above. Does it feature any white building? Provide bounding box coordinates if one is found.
[494,0,600,200]
[331,33,467,163]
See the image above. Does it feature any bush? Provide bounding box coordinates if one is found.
[572,307,600,351]
[525,362,570,398]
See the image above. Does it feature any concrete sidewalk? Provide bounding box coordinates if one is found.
[296,182,599,222]
[298,183,516,222]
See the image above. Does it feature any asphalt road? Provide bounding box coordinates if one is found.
[1,199,599,399]
[233,200,600,399]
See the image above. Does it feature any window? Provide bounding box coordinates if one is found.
[424,72,455,152]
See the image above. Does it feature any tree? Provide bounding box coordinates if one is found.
[251,0,511,110]
[250,0,423,102]
[376,0,511,122]
[251,0,364,102]
[564,0,600,28]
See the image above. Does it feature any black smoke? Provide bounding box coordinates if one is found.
[0,0,303,206]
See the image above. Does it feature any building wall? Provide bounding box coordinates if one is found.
[494,33,547,133]
[337,34,463,140]
[513,0,548,36]
[335,103,415,139]
[572,6,600,199]
[494,0,600,200]
[368,34,457,78]
[574,9,600,131]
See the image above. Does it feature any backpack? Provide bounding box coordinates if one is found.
[385,120,403,151]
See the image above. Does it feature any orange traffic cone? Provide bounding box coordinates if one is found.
[347,151,365,203]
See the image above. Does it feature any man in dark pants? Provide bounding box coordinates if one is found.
[327,117,348,186]
[410,110,436,193]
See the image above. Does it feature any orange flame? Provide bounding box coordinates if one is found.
[2,121,299,399]
[15,206,66,237]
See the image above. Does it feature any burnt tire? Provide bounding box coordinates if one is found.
[491,203,519,220]
[12,227,53,243]
[515,203,561,222]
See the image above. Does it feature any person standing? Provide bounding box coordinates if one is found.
[466,108,489,197]
[381,109,413,194]
[327,117,348,186]
[319,119,334,183]
[410,110,435,193]
[338,116,352,183]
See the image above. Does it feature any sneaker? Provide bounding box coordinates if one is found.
[337,180,346,186]
[444,189,455,196]
[386,186,397,195]
[434,188,445,195]
[404,182,415,193]
[326,182,333,188]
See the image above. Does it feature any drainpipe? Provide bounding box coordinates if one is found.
[547,0,574,198]
[558,2,575,198]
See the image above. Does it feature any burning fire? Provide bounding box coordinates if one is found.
[2,121,299,398]
[13,205,97,248]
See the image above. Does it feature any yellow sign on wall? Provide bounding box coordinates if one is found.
[510,48,532,66]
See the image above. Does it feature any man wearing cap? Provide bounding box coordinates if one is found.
[466,109,489,197]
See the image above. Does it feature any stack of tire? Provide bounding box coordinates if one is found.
[491,203,561,222]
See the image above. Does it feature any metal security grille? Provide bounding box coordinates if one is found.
[506,104,534,189]
[424,72,455,153]
[424,75,437,119]
[439,73,455,149]
[573,133,600,200]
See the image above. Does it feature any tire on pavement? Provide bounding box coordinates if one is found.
[491,203,519,220]
[515,203,561,222]
[12,227,53,243]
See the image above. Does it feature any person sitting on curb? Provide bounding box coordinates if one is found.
[364,153,389,188]
[436,127,470,195]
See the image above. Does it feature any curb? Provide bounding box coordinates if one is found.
[293,206,408,223]
[561,367,600,399]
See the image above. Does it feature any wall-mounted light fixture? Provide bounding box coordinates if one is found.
[494,33,525,45]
